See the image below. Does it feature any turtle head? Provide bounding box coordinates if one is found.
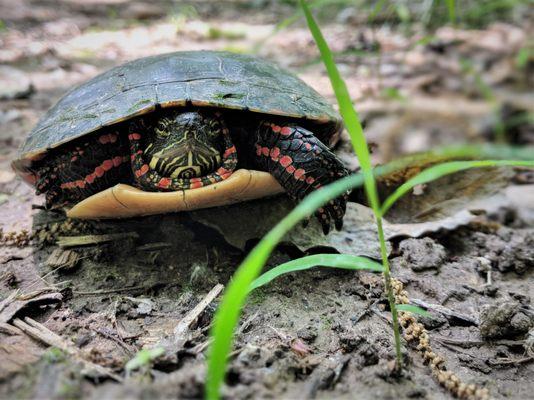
[145,111,224,179]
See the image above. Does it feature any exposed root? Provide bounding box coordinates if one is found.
[392,278,490,400]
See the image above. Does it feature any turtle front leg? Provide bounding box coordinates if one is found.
[253,122,349,234]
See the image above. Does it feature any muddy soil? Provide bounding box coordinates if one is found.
[0,1,533,399]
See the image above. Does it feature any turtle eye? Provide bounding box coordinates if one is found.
[208,120,221,138]
[155,119,171,137]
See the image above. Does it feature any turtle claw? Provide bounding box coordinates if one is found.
[315,207,331,235]
[315,193,348,234]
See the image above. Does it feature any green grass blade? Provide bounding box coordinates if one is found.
[444,0,456,24]
[380,160,534,216]
[396,304,431,317]
[250,254,384,291]
[299,0,379,213]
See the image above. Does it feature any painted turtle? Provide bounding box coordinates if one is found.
[12,51,349,233]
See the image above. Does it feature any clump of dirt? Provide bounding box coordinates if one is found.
[398,237,448,271]
[479,301,533,339]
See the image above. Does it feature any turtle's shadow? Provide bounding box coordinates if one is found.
[29,205,255,299]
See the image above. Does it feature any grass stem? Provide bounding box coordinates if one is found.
[376,216,402,368]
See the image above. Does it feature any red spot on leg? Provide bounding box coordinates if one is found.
[102,159,113,171]
[86,173,96,184]
[95,167,105,177]
[99,135,109,144]
[294,168,305,179]
[269,147,280,161]
[306,176,315,185]
[191,181,203,189]
[272,125,281,133]
[286,165,296,174]
[223,146,237,157]
[261,147,270,157]
[305,143,312,150]
[280,126,292,136]
[256,145,262,156]
[279,155,292,168]
[76,180,85,188]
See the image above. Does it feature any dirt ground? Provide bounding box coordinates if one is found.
[0,1,533,399]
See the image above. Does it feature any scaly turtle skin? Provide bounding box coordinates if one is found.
[13,51,349,233]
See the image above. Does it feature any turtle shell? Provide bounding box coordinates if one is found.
[13,50,341,176]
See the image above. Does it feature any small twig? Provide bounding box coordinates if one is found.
[434,336,525,348]
[236,311,259,336]
[12,317,123,382]
[488,356,534,366]
[17,288,56,301]
[191,339,211,355]
[90,327,135,356]
[57,232,138,248]
[0,290,19,313]
[72,285,148,296]
[172,283,224,343]
[411,298,478,326]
